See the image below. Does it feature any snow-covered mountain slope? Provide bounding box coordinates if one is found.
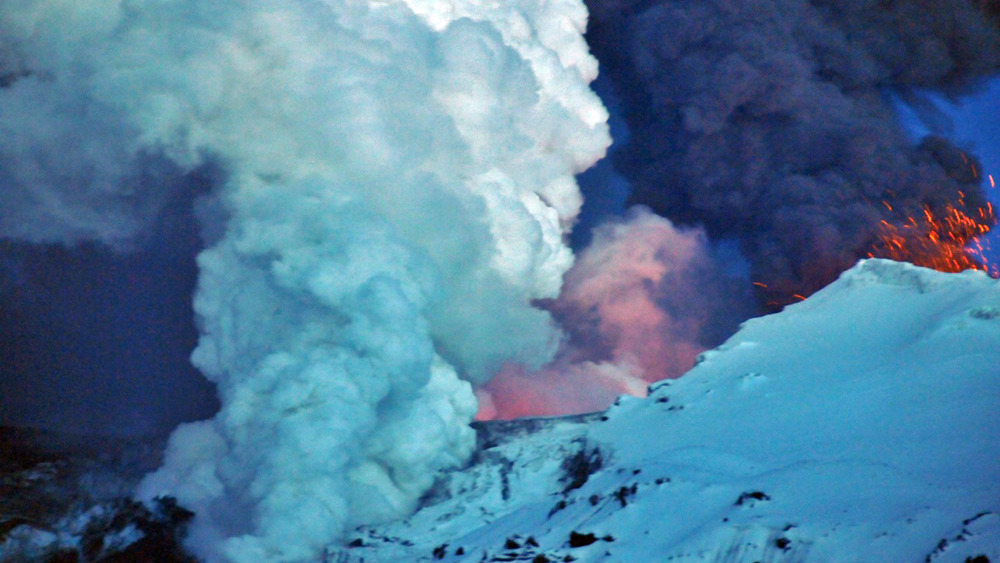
[339,259,1000,562]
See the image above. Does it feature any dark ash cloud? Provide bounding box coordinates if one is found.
[586,0,1000,307]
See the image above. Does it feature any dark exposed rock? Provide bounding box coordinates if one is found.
[735,491,771,505]
[613,484,638,507]
[561,442,603,493]
[433,543,448,559]
[0,426,195,562]
[568,531,598,548]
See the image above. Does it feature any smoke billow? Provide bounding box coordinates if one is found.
[0,5,180,249]
[1,0,608,560]
[478,207,753,419]
[585,0,1000,306]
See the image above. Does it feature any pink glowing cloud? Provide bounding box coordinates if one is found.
[478,207,728,419]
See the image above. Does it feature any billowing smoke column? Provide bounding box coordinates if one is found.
[585,0,1000,307]
[0,1,608,560]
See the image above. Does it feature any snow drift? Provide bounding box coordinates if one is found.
[0,0,608,560]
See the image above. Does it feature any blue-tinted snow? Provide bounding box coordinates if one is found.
[343,259,1000,562]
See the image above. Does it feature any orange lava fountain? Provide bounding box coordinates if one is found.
[868,196,997,276]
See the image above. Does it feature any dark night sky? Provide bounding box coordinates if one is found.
[0,179,218,435]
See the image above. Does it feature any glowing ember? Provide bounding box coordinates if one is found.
[867,200,998,276]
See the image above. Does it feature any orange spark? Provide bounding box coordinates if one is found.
[870,202,997,276]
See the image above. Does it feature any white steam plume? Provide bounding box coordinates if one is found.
[0,1,609,561]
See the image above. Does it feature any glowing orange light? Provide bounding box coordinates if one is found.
[990,174,995,188]
[753,282,768,288]
[870,202,998,277]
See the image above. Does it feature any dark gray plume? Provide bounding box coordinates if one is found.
[586,0,1000,307]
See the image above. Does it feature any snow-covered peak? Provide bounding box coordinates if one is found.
[339,259,1000,562]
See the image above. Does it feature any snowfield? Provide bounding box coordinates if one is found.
[340,259,1000,562]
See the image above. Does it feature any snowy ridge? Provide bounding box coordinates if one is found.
[334,259,1000,562]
